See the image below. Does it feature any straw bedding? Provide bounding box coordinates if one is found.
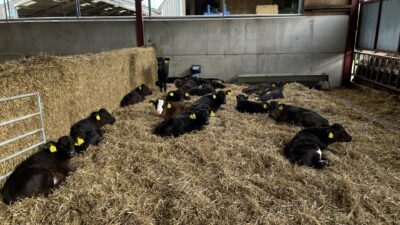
[1,82,399,225]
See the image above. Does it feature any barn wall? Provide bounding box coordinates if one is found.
[0,21,137,62]
[145,16,349,87]
[0,16,348,86]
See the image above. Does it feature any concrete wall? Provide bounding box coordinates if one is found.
[145,16,349,86]
[0,16,349,86]
[0,21,137,61]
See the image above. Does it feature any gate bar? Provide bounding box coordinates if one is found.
[0,112,41,127]
[0,129,43,148]
[0,142,45,165]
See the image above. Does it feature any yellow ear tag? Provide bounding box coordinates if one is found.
[49,145,57,153]
[210,111,215,117]
[185,92,190,97]
[227,91,232,96]
[284,83,289,88]
[190,114,196,120]
[96,114,101,121]
[272,83,276,88]
[263,104,268,109]
[278,106,284,111]
[75,137,85,146]
[149,102,154,107]
[329,132,334,139]
[169,92,174,97]
[213,95,217,99]
[167,103,172,109]
[164,60,169,64]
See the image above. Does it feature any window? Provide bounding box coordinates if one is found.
[1,0,77,18]
[146,0,301,17]
[0,0,301,20]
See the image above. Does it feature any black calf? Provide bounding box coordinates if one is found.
[166,89,191,102]
[268,101,329,128]
[120,84,153,107]
[156,57,170,92]
[2,136,77,204]
[188,85,215,96]
[153,108,210,137]
[236,94,269,114]
[242,82,284,95]
[190,90,230,112]
[70,108,116,153]
[257,87,284,101]
[283,123,352,169]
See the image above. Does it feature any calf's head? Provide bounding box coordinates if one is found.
[91,108,116,126]
[326,123,352,142]
[136,84,153,96]
[149,99,166,115]
[268,101,284,118]
[213,90,229,105]
[44,136,76,159]
[236,94,248,102]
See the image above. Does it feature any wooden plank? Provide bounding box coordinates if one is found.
[305,0,349,7]
[256,5,278,14]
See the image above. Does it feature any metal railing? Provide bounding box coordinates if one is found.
[353,51,400,93]
[0,92,46,181]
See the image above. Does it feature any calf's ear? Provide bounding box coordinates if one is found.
[149,100,155,106]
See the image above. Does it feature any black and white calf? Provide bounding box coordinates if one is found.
[2,136,77,204]
[235,94,269,114]
[70,108,116,153]
[283,123,352,169]
[149,99,187,119]
[156,57,170,92]
[268,101,330,128]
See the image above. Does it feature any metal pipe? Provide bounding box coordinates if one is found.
[37,92,46,143]
[3,0,8,21]
[0,141,45,164]
[0,112,40,127]
[0,129,43,148]
[0,92,37,103]
[6,0,10,18]
[148,0,151,19]
[0,171,13,181]
[75,0,81,18]
[135,0,144,46]
[373,0,383,49]
[298,0,304,14]
[342,0,359,86]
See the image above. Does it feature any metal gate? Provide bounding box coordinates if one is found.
[353,0,400,92]
[0,92,46,181]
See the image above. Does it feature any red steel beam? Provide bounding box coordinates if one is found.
[342,0,360,86]
[135,0,144,47]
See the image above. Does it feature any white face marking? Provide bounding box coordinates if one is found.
[156,99,165,115]
[316,149,322,160]
[53,177,59,185]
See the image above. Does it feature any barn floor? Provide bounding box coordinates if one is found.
[1,83,399,225]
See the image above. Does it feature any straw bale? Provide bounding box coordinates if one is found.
[1,83,399,224]
[0,47,157,178]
